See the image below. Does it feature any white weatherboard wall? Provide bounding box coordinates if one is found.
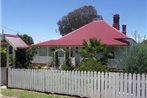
[8,69,147,98]
[32,56,53,64]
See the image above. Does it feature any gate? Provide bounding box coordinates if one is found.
[0,67,7,85]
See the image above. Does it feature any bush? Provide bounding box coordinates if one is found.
[119,43,147,73]
[61,64,74,71]
[76,58,109,72]
[61,58,74,70]
[79,39,111,65]
[15,34,36,68]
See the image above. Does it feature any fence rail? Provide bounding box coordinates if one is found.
[8,68,147,98]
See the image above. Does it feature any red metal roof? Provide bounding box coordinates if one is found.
[1,34,28,50]
[32,20,129,47]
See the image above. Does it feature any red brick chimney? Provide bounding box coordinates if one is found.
[122,25,126,35]
[113,14,120,30]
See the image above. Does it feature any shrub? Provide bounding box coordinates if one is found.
[61,64,74,71]
[79,39,111,65]
[118,43,147,73]
[76,58,109,72]
[61,58,74,70]
[0,47,12,67]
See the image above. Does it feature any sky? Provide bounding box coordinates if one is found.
[1,0,147,43]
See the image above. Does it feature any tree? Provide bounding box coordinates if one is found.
[57,5,103,36]
[79,39,111,65]
[15,34,36,68]
[118,44,147,73]
[133,31,146,43]
[76,39,111,71]
[19,34,34,45]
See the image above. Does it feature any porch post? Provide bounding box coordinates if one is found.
[12,48,16,68]
[6,45,10,67]
[6,45,10,87]
[64,50,66,64]
[47,47,49,56]
[54,51,56,66]
[69,47,71,57]
[47,47,49,65]
[37,47,40,56]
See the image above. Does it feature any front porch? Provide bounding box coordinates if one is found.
[32,46,81,68]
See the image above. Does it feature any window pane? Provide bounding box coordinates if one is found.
[39,47,47,56]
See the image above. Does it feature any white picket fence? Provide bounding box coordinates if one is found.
[8,68,147,98]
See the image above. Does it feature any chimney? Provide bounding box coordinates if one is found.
[113,14,120,30]
[122,25,126,35]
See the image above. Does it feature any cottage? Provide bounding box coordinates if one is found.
[32,14,136,68]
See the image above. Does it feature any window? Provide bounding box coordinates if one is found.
[39,47,47,56]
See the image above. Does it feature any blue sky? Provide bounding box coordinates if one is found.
[1,0,147,43]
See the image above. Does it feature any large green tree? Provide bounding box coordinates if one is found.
[15,34,36,68]
[57,5,103,36]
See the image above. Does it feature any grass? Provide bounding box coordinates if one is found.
[1,88,71,98]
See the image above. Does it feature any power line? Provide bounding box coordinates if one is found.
[0,25,19,33]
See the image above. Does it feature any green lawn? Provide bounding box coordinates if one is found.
[1,88,71,98]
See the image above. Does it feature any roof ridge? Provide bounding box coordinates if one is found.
[3,33,18,37]
[32,39,58,46]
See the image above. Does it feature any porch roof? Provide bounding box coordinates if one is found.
[1,34,29,50]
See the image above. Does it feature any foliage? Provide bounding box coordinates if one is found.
[57,5,103,36]
[118,44,147,73]
[19,34,34,45]
[15,34,36,68]
[143,39,147,44]
[55,51,59,68]
[0,47,12,67]
[76,58,109,72]
[16,48,36,68]
[61,49,74,70]
[79,39,111,65]
[0,48,7,67]
[61,64,74,71]
[77,39,111,71]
